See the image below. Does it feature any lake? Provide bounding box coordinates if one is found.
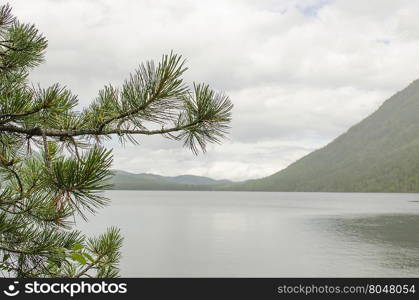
[77,191,419,277]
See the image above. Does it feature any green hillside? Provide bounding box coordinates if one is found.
[233,79,419,192]
[109,170,231,190]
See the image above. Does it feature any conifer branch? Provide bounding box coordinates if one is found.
[0,4,232,278]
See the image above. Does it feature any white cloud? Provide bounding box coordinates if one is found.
[8,0,419,180]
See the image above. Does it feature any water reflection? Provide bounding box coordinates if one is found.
[320,214,419,275]
[79,191,419,277]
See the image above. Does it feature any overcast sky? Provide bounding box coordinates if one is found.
[10,0,419,181]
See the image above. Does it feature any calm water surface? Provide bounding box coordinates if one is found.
[77,191,419,277]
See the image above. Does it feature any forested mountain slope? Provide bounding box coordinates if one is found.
[233,79,419,192]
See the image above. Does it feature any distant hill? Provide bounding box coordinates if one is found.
[109,170,233,190]
[156,174,231,185]
[231,79,419,192]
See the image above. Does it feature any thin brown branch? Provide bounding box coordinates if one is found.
[97,69,168,132]
[0,121,202,138]
[0,106,44,125]
[73,253,105,278]
[97,102,149,132]
[41,130,52,176]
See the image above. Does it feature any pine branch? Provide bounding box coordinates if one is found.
[0,120,202,137]
[0,3,232,278]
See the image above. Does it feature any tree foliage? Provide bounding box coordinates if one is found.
[0,4,232,277]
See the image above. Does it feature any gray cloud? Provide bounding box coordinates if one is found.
[9,0,419,180]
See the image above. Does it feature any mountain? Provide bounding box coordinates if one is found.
[159,174,231,185]
[232,79,419,192]
[109,170,233,190]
